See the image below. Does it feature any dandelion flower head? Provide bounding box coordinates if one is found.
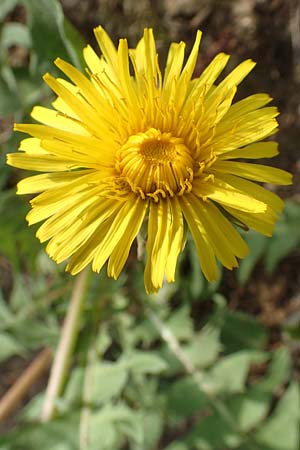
[7,27,292,293]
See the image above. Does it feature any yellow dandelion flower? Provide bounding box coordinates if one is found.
[7,27,292,293]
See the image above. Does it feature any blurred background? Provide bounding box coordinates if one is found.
[0,1,300,449]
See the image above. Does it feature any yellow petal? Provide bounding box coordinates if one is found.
[17,170,93,194]
[14,123,116,166]
[43,73,111,137]
[194,198,249,269]
[144,200,172,293]
[133,29,157,80]
[7,153,75,172]
[211,107,279,153]
[213,59,256,97]
[47,197,122,263]
[200,85,237,129]
[224,93,273,121]
[193,178,267,213]
[212,161,292,185]
[52,77,82,117]
[66,215,114,274]
[6,27,290,292]
[194,52,230,95]
[18,137,47,154]
[107,199,148,278]
[92,197,142,273]
[181,52,230,120]
[83,44,104,74]
[174,30,202,111]
[37,188,104,243]
[224,205,276,236]
[202,59,256,119]
[27,171,105,224]
[219,141,279,160]
[180,196,219,282]
[54,58,119,128]
[40,138,114,168]
[165,197,184,282]
[31,106,89,136]
[179,30,202,85]
[163,41,186,101]
[214,172,285,213]
[117,38,140,111]
[94,25,118,75]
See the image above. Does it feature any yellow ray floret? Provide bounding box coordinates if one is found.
[7,27,292,293]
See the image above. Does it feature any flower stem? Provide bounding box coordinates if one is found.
[41,269,89,422]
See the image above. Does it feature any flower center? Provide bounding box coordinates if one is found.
[116,128,195,200]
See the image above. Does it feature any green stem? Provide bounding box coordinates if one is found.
[41,269,89,422]
[146,306,261,450]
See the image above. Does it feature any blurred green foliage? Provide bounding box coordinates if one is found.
[0,1,300,449]
[1,284,300,450]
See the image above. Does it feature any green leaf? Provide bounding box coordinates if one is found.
[167,376,208,418]
[237,231,268,285]
[87,404,138,450]
[164,443,189,450]
[166,306,193,341]
[123,351,168,375]
[1,23,32,50]
[36,251,58,276]
[142,411,164,450]
[22,0,84,74]
[117,411,144,448]
[95,325,112,354]
[88,417,118,450]
[62,19,86,70]
[12,318,58,350]
[264,202,300,273]
[47,445,73,450]
[255,382,300,450]
[0,75,21,116]
[0,0,18,21]
[9,274,32,311]
[12,68,49,107]
[255,347,291,392]
[131,318,159,346]
[187,411,242,450]
[19,392,44,421]
[181,240,221,300]
[221,309,267,352]
[0,332,25,361]
[124,376,161,412]
[63,367,84,409]
[227,388,271,432]
[158,309,222,376]
[185,325,222,369]
[0,190,40,268]
[0,293,14,328]
[206,351,267,394]
[90,362,128,406]
[186,239,207,299]
[0,415,79,449]
[265,225,300,273]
